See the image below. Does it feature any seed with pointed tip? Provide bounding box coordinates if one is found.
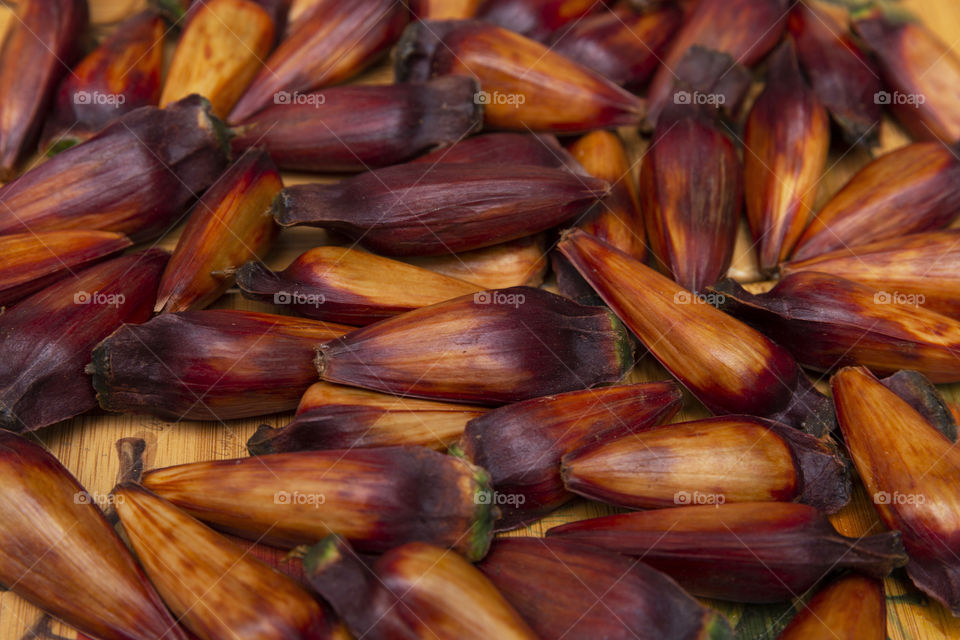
[0,431,187,640]
[646,0,789,124]
[569,130,647,262]
[141,446,498,560]
[744,39,829,273]
[303,537,538,639]
[0,95,230,242]
[778,575,886,640]
[229,0,408,123]
[249,382,487,454]
[550,4,682,89]
[400,235,550,289]
[788,1,883,148]
[711,272,960,383]
[781,229,960,319]
[477,0,601,42]
[855,12,960,144]
[0,230,131,307]
[641,99,742,291]
[113,483,346,640]
[478,537,732,640]
[562,415,850,512]
[557,229,835,435]
[791,142,960,261]
[0,0,88,180]
[833,366,960,615]
[89,309,352,421]
[155,148,282,313]
[231,76,483,173]
[547,502,908,603]
[273,163,607,256]
[460,382,681,530]
[315,286,633,405]
[0,249,167,433]
[41,11,165,151]
[161,0,275,119]
[396,20,646,132]
[236,246,482,325]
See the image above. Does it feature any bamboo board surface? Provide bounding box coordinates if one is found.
[2,0,960,638]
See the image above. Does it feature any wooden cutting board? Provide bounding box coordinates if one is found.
[2,0,960,638]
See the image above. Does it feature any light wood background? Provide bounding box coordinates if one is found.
[2,0,960,638]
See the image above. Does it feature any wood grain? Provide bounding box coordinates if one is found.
[2,0,960,638]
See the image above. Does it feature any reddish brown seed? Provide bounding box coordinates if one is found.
[230,76,483,173]
[460,382,682,530]
[548,502,907,603]
[833,366,960,615]
[0,230,131,307]
[141,447,498,560]
[0,95,230,242]
[0,249,168,432]
[273,163,608,256]
[641,100,742,291]
[0,0,88,179]
[744,39,830,273]
[780,230,960,319]
[477,537,733,640]
[161,0,275,119]
[235,245,482,325]
[315,286,634,405]
[229,0,408,123]
[89,310,353,421]
[114,483,345,640]
[41,11,165,150]
[557,229,835,435]
[855,11,960,144]
[248,382,487,454]
[0,431,188,640]
[789,1,883,147]
[711,272,960,383]
[397,20,647,133]
[791,141,960,261]
[561,415,850,512]
[155,148,282,313]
